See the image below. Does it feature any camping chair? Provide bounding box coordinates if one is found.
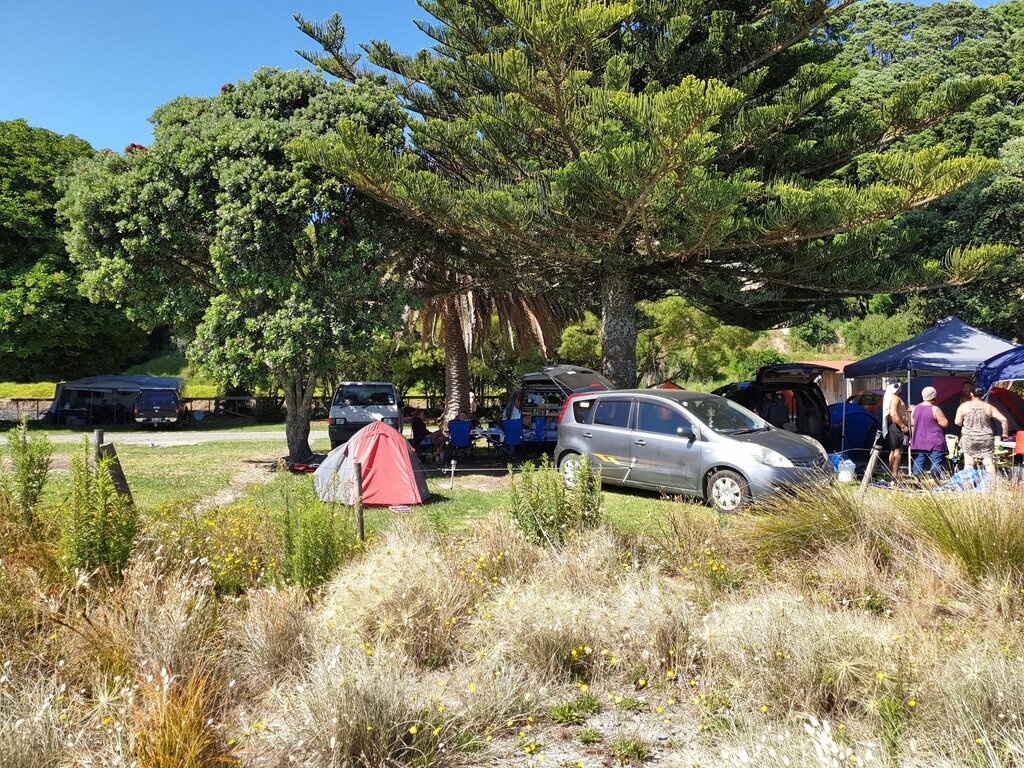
[945,434,961,474]
[414,435,438,464]
[447,420,473,462]
[498,418,523,459]
[996,440,1013,476]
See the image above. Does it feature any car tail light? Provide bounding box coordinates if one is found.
[558,393,585,424]
[134,404,139,417]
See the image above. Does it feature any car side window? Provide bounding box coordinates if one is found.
[572,398,595,424]
[592,399,631,428]
[636,402,692,436]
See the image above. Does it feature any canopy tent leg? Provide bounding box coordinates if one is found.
[907,369,913,476]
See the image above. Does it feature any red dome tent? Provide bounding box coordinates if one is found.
[313,421,430,506]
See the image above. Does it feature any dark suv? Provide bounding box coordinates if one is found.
[713,364,832,448]
[134,388,189,428]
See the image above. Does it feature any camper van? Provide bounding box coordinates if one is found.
[327,382,402,449]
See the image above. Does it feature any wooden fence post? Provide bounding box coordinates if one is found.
[93,429,104,465]
[353,461,365,542]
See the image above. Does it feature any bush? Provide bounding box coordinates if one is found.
[729,349,789,382]
[276,499,358,590]
[144,500,273,595]
[60,443,138,581]
[0,417,53,533]
[508,456,603,546]
[791,315,838,349]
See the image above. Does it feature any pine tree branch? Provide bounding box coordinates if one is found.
[724,0,860,83]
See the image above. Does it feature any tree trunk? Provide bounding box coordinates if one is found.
[442,297,472,420]
[282,373,317,461]
[600,272,637,389]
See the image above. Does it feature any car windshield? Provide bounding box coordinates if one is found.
[334,384,395,407]
[680,396,769,435]
[139,390,176,403]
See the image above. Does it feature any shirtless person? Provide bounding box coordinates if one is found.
[886,382,910,478]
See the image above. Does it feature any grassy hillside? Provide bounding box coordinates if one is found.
[0,353,221,399]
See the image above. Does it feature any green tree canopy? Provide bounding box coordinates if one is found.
[0,119,145,381]
[61,70,409,459]
[295,0,1006,387]
[823,0,1024,339]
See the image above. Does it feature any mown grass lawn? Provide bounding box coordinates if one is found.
[45,435,329,508]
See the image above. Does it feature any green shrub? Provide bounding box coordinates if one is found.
[0,417,53,533]
[60,442,138,581]
[791,315,838,349]
[508,456,603,546]
[548,693,602,725]
[276,499,358,589]
[578,726,603,745]
[729,349,789,382]
[612,735,652,765]
[144,500,273,595]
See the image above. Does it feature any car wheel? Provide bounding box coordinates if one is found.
[559,451,583,489]
[707,469,749,513]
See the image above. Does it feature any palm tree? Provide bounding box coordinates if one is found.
[415,271,571,419]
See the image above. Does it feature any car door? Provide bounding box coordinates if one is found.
[585,397,634,484]
[630,400,702,493]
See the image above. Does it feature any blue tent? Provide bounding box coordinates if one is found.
[828,403,881,464]
[977,346,1024,394]
[844,317,1018,379]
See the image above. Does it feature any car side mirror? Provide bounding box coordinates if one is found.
[677,426,695,440]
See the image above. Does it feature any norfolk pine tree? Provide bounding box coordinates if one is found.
[296,0,1009,387]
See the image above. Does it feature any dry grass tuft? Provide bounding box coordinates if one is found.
[0,668,78,768]
[247,647,510,768]
[466,535,694,685]
[702,589,896,720]
[134,665,235,768]
[898,489,1024,580]
[741,484,877,562]
[919,641,1024,762]
[226,585,314,690]
[65,559,218,682]
[318,520,483,667]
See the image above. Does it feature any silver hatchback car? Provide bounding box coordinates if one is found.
[555,389,830,512]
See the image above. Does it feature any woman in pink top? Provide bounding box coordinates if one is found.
[910,386,949,478]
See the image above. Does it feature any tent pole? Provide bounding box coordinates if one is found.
[907,369,912,476]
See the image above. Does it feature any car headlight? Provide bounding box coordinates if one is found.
[333,417,346,425]
[748,444,794,468]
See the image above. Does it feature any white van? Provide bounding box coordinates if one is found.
[327,382,402,449]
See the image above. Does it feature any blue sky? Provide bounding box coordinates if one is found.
[0,0,998,152]
[0,0,431,150]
